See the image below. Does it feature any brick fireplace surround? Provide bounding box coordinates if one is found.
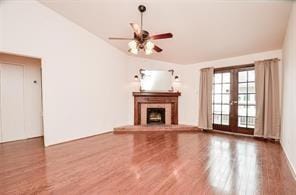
[133,92,181,125]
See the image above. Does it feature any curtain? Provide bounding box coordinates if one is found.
[198,67,214,130]
[255,59,281,139]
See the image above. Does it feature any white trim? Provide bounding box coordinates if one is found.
[44,130,113,147]
[253,135,280,140]
[280,141,296,181]
[210,129,255,138]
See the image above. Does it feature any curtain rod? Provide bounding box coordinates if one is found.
[259,58,281,61]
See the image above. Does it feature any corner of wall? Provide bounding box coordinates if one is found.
[280,141,296,180]
[0,2,3,50]
[280,0,296,181]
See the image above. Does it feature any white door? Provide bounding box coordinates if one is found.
[24,64,43,138]
[0,63,26,142]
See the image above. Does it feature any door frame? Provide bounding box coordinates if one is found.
[213,64,255,135]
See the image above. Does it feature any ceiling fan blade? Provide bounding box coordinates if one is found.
[130,23,141,36]
[109,37,134,40]
[153,45,163,52]
[150,33,173,40]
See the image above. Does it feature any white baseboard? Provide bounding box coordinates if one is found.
[280,142,296,181]
[45,130,112,147]
[209,129,254,138]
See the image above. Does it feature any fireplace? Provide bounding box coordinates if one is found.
[133,92,181,125]
[147,108,165,125]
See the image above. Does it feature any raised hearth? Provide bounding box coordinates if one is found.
[114,124,200,133]
[133,92,181,125]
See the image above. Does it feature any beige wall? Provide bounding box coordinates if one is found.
[0,3,3,50]
[1,0,128,146]
[127,50,282,126]
[281,1,296,179]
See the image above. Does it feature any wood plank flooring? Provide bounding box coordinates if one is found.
[1,132,296,194]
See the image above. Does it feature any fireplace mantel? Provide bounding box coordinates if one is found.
[133,91,181,125]
[133,92,181,97]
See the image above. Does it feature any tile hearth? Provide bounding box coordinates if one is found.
[113,124,200,133]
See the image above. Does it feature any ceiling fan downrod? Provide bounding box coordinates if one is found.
[138,5,146,34]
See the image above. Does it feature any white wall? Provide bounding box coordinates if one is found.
[0,1,3,49]
[1,0,128,146]
[127,50,282,126]
[281,2,296,179]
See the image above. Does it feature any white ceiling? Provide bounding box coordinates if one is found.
[39,0,292,64]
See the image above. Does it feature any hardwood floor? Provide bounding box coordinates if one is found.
[1,132,296,194]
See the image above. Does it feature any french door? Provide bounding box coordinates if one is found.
[212,65,255,135]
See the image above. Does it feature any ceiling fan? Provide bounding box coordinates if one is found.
[109,5,173,55]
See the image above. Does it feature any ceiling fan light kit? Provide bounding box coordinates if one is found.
[128,48,138,55]
[109,5,173,55]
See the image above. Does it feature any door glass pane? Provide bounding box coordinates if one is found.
[214,84,222,94]
[238,105,247,116]
[248,106,256,117]
[248,82,255,93]
[222,115,229,125]
[213,114,221,124]
[214,73,222,83]
[248,70,255,82]
[238,94,247,104]
[239,71,247,82]
[214,104,221,114]
[222,73,230,83]
[238,116,247,127]
[248,94,256,105]
[239,83,247,93]
[247,117,255,128]
[213,95,221,103]
[222,105,230,114]
[222,84,230,93]
[222,94,230,104]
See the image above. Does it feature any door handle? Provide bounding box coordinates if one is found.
[230,101,238,105]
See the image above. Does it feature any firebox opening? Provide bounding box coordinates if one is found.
[147,108,165,125]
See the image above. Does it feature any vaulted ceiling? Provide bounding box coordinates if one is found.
[39,0,292,64]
